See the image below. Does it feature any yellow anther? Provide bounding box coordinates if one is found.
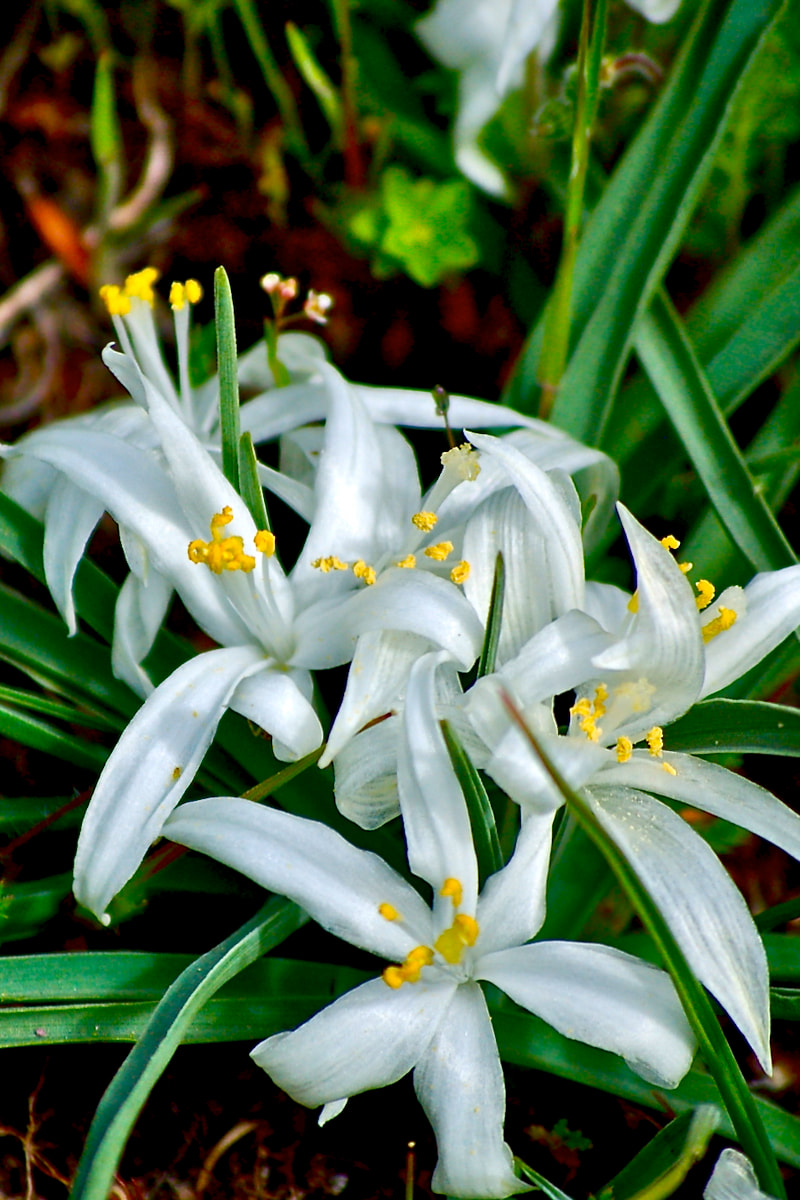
[412,511,437,531]
[678,561,693,574]
[646,726,665,758]
[453,914,479,945]
[353,560,377,586]
[169,279,203,310]
[311,555,349,573]
[570,684,607,743]
[595,683,608,709]
[187,507,256,574]
[660,535,680,551]
[381,945,434,989]
[662,761,678,776]
[702,607,738,643]
[99,284,131,317]
[379,903,401,921]
[440,878,463,908]
[616,736,633,764]
[435,916,480,964]
[424,542,453,562]
[255,530,276,556]
[627,592,639,614]
[123,267,160,306]
[441,443,481,481]
[450,560,470,585]
[695,579,715,611]
[395,554,417,569]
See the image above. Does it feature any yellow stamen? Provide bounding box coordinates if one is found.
[646,726,664,758]
[123,266,160,306]
[169,279,203,310]
[381,945,434,989]
[570,684,607,743]
[695,579,715,611]
[353,560,377,586]
[627,592,639,614]
[379,902,401,921]
[412,511,437,532]
[187,506,256,574]
[382,966,404,989]
[254,530,276,556]
[441,443,481,481]
[616,736,633,763]
[311,555,349,572]
[99,284,131,317]
[434,915,480,965]
[678,560,693,574]
[702,607,737,643]
[454,913,479,945]
[424,542,453,562]
[450,560,470,585]
[395,555,416,569]
[662,761,678,776]
[660,535,680,551]
[440,878,463,908]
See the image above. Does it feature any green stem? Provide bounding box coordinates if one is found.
[329,0,364,187]
[538,0,608,417]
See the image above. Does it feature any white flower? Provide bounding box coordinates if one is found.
[417,0,683,195]
[163,653,695,1199]
[704,1149,779,1200]
[62,354,484,923]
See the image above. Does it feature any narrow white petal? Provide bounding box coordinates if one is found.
[585,785,771,1072]
[478,941,695,1088]
[626,0,682,22]
[399,654,478,912]
[111,570,174,696]
[239,380,328,443]
[334,717,401,830]
[321,630,432,766]
[467,431,585,611]
[252,976,455,1107]
[43,475,105,636]
[164,795,434,958]
[497,608,614,708]
[702,566,800,698]
[73,645,265,921]
[598,751,800,862]
[704,1149,776,1200]
[485,726,607,815]
[228,666,322,761]
[475,809,554,953]
[414,982,528,1199]
[497,0,559,94]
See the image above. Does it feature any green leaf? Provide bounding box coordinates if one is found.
[0,700,109,770]
[597,1106,720,1200]
[0,874,73,945]
[477,551,505,680]
[515,1159,576,1200]
[215,266,241,493]
[237,431,271,530]
[285,21,343,144]
[634,290,796,573]
[70,897,307,1200]
[666,699,800,756]
[770,988,800,1020]
[507,0,784,440]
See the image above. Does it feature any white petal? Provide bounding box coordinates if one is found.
[334,717,401,830]
[598,751,800,862]
[43,475,105,636]
[228,666,322,761]
[702,566,800,698]
[496,608,614,708]
[111,570,174,696]
[252,975,455,1107]
[585,785,771,1072]
[322,629,433,766]
[399,653,479,913]
[704,1149,776,1200]
[164,795,434,958]
[625,0,682,22]
[414,982,528,1198]
[73,644,265,921]
[475,809,554,953]
[497,0,559,94]
[478,941,695,1088]
[485,725,607,814]
[467,431,585,611]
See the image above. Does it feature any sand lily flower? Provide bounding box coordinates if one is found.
[61,353,483,923]
[417,0,683,196]
[163,653,695,1199]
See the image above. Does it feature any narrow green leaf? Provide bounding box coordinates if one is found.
[0,796,81,836]
[515,1159,576,1200]
[0,684,116,729]
[440,719,503,882]
[237,431,270,530]
[666,699,800,756]
[635,290,796,573]
[214,266,241,493]
[770,988,800,1019]
[597,1107,720,1200]
[70,897,307,1200]
[504,702,786,1198]
[756,898,800,933]
[285,21,343,144]
[0,701,108,770]
[477,551,505,679]
[90,50,124,223]
[0,874,73,945]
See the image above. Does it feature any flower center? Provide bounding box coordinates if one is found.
[379,876,480,988]
[188,507,274,574]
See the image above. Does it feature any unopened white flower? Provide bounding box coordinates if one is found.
[164,653,695,1199]
[704,1149,779,1200]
